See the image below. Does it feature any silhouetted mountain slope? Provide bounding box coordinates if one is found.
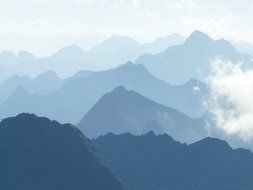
[0,113,128,190]
[0,33,185,79]
[0,63,207,123]
[50,34,184,71]
[0,69,95,105]
[142,33,185,54]
[0,51,17,64]
[51,44,85,61]
[17,51,36,63]
[68,70,94,80]
[78,86,206,142]
[0,71,64,104]
[0,65,21,83]
[0,51,36,82]
[84,35,144,69]
[24,71,64,94]
[13,35,144,77]
[136,30,252,84]
[0,75,30,104]
[88,35,141,53]
[0,50,35,65]
[93,132,253,190]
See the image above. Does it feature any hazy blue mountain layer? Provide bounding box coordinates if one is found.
[0,34,184,79]
[78,86,207,143]
[0,62,208,123]
[0,71,64,104]
[0,70,93,104]
[136,30,252,84]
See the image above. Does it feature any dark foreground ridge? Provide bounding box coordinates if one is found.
[93,132,253,190]
[0,113,128,190]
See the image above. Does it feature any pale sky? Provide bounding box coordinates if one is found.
[0,0,252,56]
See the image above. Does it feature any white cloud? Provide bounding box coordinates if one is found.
[207,59,253,141]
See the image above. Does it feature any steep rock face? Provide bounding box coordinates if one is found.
[93,132,253,190]
[78,86,206,143]
[0,113,128,190]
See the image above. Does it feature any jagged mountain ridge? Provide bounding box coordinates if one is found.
[93,132,253,190]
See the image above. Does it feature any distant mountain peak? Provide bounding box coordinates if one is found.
[185,30,213,45]
[77,83,205,141]
[189,30,211,39]
[106,34,140,45]
[59,44,83,52]
[112,85,128,93]
[0,50,16,56]
[52,44,85,60]
[17,50,36,62]
[0,51,17,63]
[89,35,141,53]
[109,34,133,39]
[117,62,146,71]
[100,85,140,103]
[190,136,232,150]
[120,61,135,66]
[154,33,185,43]
[216,38,237,51]
[34,71,59,80]
[12,85,29,96]
[144,130,156,136]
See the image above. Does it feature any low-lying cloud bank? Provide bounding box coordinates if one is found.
[207,59,253,141]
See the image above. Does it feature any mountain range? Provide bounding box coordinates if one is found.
[0,50,35,65]
[93,132,253,190]
[0,62,208,124]
[0,70,94,104]
[1,31,249,86]
[1,31,251,87]
[78,86,207,143]
[3,113,253,190]
[0,113,128,190]
[0,33,185,81]
[0,71,64,104]
[135,30,253,84]
[1,23,253,190]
